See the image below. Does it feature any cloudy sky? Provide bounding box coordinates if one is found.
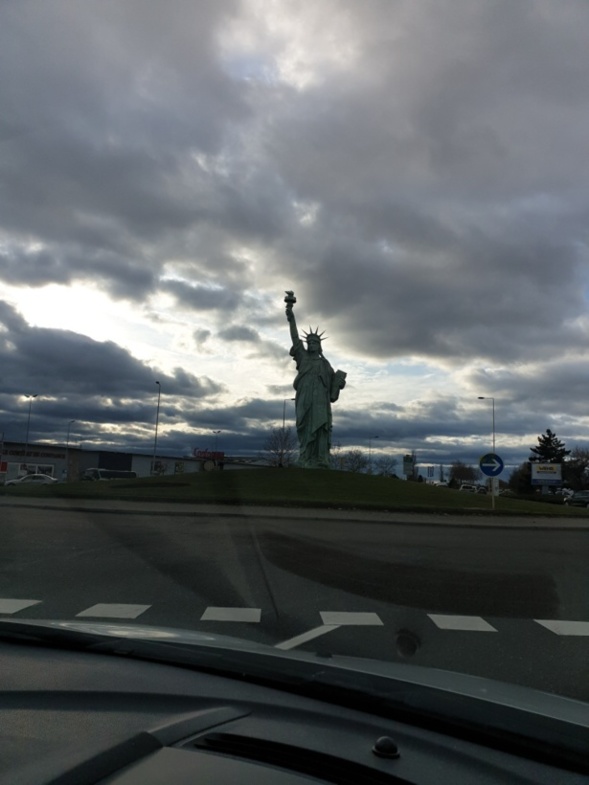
[2,0,589,469]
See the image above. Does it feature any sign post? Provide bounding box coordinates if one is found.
[479,452,504,510]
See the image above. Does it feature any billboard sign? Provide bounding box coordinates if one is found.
[194,449,225,461]
[530,463,562,486]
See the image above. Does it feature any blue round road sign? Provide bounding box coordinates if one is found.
[479,453,504,477]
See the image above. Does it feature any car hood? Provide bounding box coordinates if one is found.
[2,617,587,728]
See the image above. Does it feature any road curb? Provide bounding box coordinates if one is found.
[2,499,588,530]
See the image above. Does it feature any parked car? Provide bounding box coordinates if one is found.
[5,473,59,486]
[564,490,589,508]
[459,483,488,494]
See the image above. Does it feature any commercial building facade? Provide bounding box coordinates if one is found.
[0,441,265,483]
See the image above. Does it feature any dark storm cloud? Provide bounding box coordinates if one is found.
[4,0,588,357]
[0,0,249,301]
[258,0,589,364]
[194,328,212,349]
[217,323,285,360]
[0,245,156,299]
[299,224,588,364]
[162,279,242,311]
[219,325,260,342]
[0,300,224,444]
[467,360,589,421]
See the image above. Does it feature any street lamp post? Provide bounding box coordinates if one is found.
[65,419,76,481]
[280,398,296,468]
[282,397,296,430]
[478,396,496,506]
[24,394,38,469]
[212,430,222,469]
[368,435,379,473]
[152,381,161,474]
[66,419,76,449]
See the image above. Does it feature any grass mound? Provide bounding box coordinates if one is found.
[2,468,587,516]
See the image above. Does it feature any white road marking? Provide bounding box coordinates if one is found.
[428,614,498,632]
[0,599,42,614]
[535,620,589,636]
[76,603,151,619]
[320,611,383,626]
[275,625,339,650]
[277,612,384,650]
[200,607,262,623]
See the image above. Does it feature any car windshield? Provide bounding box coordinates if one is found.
[1,0,588,714]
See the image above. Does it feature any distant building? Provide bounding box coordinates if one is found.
[0,440,267,483]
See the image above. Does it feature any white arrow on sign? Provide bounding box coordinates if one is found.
[481,457,501,470]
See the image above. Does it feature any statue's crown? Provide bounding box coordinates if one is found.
[302,326,327,342]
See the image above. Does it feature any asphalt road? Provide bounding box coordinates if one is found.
[1,500,588,701]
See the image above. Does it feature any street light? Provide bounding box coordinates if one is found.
[478,396,496,505]
[65,419,76,481]
[23,394,38,468]
[152,381,161,474]
[213,430,221,453]
[478,396,495,452]
[368,435,379,472]
[282,397,296,430]
[66,419,76,448]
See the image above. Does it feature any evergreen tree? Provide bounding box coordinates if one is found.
[529,429,570,463]
[563,446,589,490]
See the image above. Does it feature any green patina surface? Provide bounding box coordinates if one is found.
[285,291,346,469]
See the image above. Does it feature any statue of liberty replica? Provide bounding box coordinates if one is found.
[285,291,347,468]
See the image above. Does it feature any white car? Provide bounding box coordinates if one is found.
[459,483,478,493]
[5,473,59,487]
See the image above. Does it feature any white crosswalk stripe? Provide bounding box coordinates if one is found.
[320,611,383,626]
[534,620,589,636]
[0,599,41,614]
[200,607,262,622]
[276,611,383,650]
[76,603,151,619]
[2,600,588,641]
[428,614,498,632]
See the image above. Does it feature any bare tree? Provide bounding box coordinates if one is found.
[261,426,297,467]
[448,460,477,487]
[374,455,398,477]
[341,449,370,473]
[330,441,344,470]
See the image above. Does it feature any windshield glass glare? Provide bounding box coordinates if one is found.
[0,0,588,707]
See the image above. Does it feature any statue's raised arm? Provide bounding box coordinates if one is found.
[284,290,299,346]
